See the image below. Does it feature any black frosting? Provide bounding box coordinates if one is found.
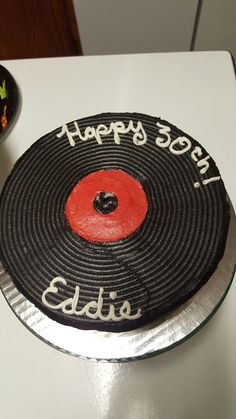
[0,112,230,332]
[93,191,118,214]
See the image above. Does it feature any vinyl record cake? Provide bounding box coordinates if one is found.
[0,113,230,332]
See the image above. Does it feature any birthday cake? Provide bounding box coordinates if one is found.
[0,113,230,332]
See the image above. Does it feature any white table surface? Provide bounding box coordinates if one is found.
[0,52,235,419]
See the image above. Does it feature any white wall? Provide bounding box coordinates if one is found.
[195,0,236,60]
[73,0,198,55]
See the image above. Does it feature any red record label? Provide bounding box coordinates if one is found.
[65,169,148,242]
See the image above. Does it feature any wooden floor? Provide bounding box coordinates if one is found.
[0,0,82,60]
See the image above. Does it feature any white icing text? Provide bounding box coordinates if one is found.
[57,120,147,147]
[57,119,221,188]
[42,277,142,321]
[155,122,221,188]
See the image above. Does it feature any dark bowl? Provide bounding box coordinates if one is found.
[0,64,19,142]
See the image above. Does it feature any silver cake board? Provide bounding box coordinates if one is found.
[0,203,235,362]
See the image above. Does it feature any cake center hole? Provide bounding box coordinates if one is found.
[93,192,118,214]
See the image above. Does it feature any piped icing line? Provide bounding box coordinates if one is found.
[56,119,221,188]
[169,136,191,155]
[56,120,147,147]
[194,176,221,188]
[42,277,142,321]
[155,122,172,147]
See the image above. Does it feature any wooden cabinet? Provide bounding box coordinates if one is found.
[0,0,82,60]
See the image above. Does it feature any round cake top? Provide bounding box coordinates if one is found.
[0,112,230,332]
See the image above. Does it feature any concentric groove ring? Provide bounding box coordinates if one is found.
[0,112,230,332]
